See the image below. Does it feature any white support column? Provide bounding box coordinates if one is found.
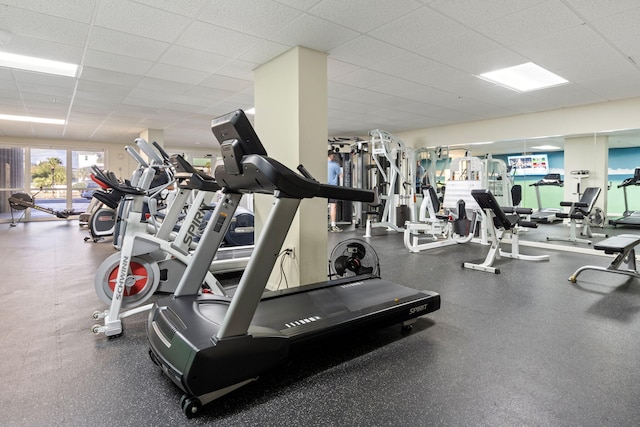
[564,134,608,216]
[254,46,328,288]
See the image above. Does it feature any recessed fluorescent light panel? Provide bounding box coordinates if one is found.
[531,145,562,150]
[478,62,568,92]
[449,141,493,147]
[0,52,79,77]
[0,114,66,125]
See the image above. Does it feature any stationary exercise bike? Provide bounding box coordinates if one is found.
[82,167,125,242]
[91,143,251,337]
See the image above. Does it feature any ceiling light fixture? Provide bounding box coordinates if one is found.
[0,51,79,77]
[0,113,66,125]
[449,141,494,147]
[478,62,568,92]
[531,145,562,150]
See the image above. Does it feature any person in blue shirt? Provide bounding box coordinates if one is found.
[416,161,425,192]
[328,150,342,232]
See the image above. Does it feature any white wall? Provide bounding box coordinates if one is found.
[396,97,640,148]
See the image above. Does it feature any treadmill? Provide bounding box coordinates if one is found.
[609,167,640,227]
[529,173,563,223]
[147,110,441,417]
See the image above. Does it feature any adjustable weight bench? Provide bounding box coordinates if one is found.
[568,234,640,283]
[546,187,606,245]
[463,189,549,274]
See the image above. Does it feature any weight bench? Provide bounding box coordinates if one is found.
[463,189,549,274]
[568,234,640,283]
[546,187,605,245]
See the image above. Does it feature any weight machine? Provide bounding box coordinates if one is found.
[364,129,415,235]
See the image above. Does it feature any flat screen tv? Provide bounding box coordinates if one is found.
[507,154,549,176]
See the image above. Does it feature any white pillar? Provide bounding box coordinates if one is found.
[564,134,608,215]
[254,46,328,287]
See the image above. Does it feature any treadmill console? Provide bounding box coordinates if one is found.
[211,109,267,156]
[542,173,562,183]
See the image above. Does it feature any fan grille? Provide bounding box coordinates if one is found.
[329,238,380,279]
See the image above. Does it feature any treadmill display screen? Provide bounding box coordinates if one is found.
[211,109,267,156]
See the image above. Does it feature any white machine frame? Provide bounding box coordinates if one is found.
[365,129,415,235]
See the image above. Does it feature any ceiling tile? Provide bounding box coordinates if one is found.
[145,63,210,85]
[578,73,640,100]
[368,7,468,51]
[0,0,97,23]
[198,0,302,38]
[415,31,526,74]
[80,67,144,87]
[563,0,640,21]
[526,83,606,108]
[161,102,204,113]
[590,7,640,41]
[0,5,90,47]
[238,40,291,65]
[274,0,325,11]
[12,70,77,90]
[76,79,131,97]
[332,68,400,90]
[429,0,546,27]
[267,14,359,52]
[329,36,407,68]
[0,36,84,64]
[197,75,252,92]
[124,88,175,103]
[308,0,423,33]
[95,0,192,42]
[176,21,263,57]
[327,59,361,79]
[88,27,170,62]
[83,49,153,75]
[613,35,640,58]
[159,46,230,73]
[213,59,256,81]
[514,24,608,59]
[475,1,584,48]
[135,77,192,95]
[132,0,210,18]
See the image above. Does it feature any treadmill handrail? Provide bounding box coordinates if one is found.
[215,154,375,202]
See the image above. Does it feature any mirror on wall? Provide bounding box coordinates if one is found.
[455,129,640,249]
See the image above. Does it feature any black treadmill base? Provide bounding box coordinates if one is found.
[147,276,440,414]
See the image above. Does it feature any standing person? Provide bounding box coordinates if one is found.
[328,149,342,232]
[416,161,425,192]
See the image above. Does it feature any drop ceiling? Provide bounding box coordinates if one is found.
[0,0,639,150]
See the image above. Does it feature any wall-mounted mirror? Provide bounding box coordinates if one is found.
[448,129,640,251]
